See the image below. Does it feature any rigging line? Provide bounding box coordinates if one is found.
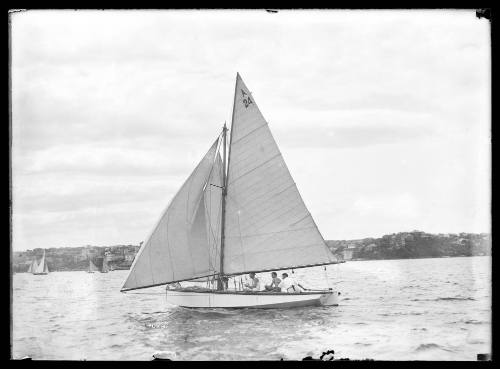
[205,132,224,187]
[323,265,331,289]
[204,182,217,270]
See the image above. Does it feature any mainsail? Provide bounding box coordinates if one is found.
[222,74,337,275]
[121,139,223,291]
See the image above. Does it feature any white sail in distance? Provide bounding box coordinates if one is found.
[34,250,48,274]
[121,138,223,291]
[222,74,338,275]
[27,259,38,273]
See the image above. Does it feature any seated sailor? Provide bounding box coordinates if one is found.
[264,272,281,291]
[278,273,306,293]
[243,272,260,291]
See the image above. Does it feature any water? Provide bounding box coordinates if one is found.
[12,256,491,360]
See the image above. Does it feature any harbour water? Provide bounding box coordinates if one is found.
[12,256,491,360]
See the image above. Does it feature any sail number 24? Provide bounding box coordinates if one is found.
[241,89,253,108]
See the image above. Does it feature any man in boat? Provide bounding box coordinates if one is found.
[278,273,306,293]
[264,272,281,291]
[216,276,229,290]
[243,272,260,291]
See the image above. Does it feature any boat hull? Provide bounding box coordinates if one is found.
[33,273,48,275]
[166,289,340,308]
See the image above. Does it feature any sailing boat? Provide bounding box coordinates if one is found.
[27,258,38,274]
[87,258,98,273]
[101,256,109,273]
[121,74,341,308]
[33,249,49,275]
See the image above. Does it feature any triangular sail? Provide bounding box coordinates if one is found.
[34,250,47,274]
[121,138,222,291]
[223,74,338,275]
[28,259,38,273]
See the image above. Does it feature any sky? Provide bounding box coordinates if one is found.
[10,9,491,251]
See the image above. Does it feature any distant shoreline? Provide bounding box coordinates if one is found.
[12,231,490,273]
[13,254,490,274]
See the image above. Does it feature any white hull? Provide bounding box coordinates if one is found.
[166,288,340,308]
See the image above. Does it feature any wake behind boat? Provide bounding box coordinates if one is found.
[121,74,342,308]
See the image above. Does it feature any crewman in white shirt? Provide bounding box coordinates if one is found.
[278,273,306,293]
[243,272,260,291]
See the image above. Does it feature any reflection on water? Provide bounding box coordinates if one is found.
[12,256,491,360]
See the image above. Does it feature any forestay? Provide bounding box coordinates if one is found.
[223,74,338,275]
[121,139,223,291]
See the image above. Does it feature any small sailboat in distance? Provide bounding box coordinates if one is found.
[121,74,342,308]
[87,258,98,273]
[101,256,109,273]
[27,259,38,274]
[33,249,49,275]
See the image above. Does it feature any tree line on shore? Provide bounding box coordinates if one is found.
[12,231,491,272]
[326,231,491,261]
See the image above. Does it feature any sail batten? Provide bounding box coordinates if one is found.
[223,74,337,275]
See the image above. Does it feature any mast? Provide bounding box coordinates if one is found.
[218,122,228,289]
[218,73,239,289]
